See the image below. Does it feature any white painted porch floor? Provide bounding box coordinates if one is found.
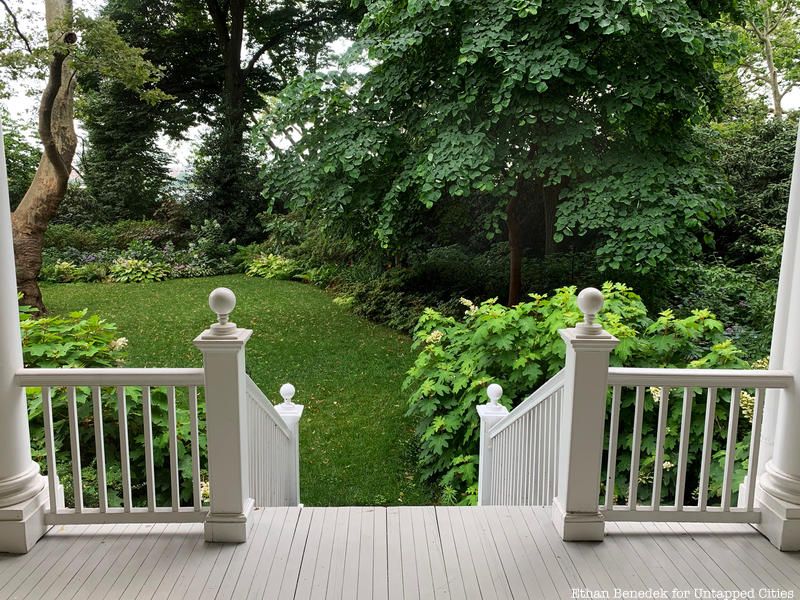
[1,506,799,599]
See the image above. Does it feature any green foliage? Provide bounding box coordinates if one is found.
[259,0,736,280]
[405,283,748,504]
[108,258,171,283]
[245,254,301,280]
[1,109,39,210]
[21,300,206,507]
[713,115,798,264]
[41,274,432,506]
[44,220,176,251]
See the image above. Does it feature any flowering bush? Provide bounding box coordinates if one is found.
[405,283,751,505]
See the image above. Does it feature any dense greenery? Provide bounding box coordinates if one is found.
[1,110,38,210]
[405,283,753,504]
[259,0,737,304]
[77,0,359,240]
[20,299,206,508]
[40,275,432,506]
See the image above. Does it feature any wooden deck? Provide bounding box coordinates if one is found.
[1,506,799,599]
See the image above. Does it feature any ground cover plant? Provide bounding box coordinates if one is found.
[40,275,431,506]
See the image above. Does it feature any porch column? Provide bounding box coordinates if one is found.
[0,118,49,553]
[757,121,800,551]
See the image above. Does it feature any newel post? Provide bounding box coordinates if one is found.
[551,288,618,541]
[275,383,303,506]
[476,384,509,506]
[194,288,254,543]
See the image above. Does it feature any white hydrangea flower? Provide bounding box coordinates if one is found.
[110,337,129,351]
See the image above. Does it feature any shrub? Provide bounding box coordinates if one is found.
[41,260,79,283]
[44,220,176,252]
[245,253,301,280]
[404,283,748,504]
[21,301,206,508]
[108,258,171,283]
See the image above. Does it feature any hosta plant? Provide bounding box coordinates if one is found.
[108,258,171,283]
[245,253,301,280]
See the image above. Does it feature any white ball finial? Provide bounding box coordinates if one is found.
[280,383,296,404]
[208,287,237,334]
[487,383,503,405]
[576,287,604,333]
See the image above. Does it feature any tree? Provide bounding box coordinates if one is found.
[79,0,358,242]
[2,0,167,310]
[259,0,735,305]
[731,0,800,119]
[79,81,171,222]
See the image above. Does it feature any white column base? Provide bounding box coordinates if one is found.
[755,487,800,551]
[551,497,605,542]
[204,497,255,543]
[0,476,50,554]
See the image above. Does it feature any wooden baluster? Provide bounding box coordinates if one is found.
[41,386,57,513]
[167,386,179,510]
[651,386,670,510]
[721,387,741,511]
[605,385,622,510]
[674,387,694,510]
[66,387,83,513]
[745,388,766,511]
[142,386,156,511]
[628,386,645,510]
[189,386,202,511]
[117,386,132,512]
[698,388,718,510]
[91,386,107,512]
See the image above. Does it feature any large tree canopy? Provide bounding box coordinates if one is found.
[80,0,358,240]
[259,0,736,304]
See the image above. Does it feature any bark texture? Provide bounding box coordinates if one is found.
[11,0,76,312]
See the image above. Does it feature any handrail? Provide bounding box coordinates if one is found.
[489,369,565,438]
[246,375,292,438]
[607,367,793,388]
[15,367,205,387]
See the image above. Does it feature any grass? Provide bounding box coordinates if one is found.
[41,275,432,507]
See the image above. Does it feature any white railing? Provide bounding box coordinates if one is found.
[475,287,799,543]
[14,288,304,543]
[602,367,793,523]
[246,376,302,507]
[478,370,565,505]
[15,368,208,525]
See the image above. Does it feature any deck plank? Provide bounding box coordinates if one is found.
[434,507,469,600]
[372,506,389,600]
[2,505,800,599]
[356,507,376,600]
[274,505,314,600]
[322,506,350,600]
[386,506,405,600]
[341,506,363,600]
[245,506,288,599]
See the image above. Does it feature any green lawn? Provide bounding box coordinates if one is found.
[41,275,432,506]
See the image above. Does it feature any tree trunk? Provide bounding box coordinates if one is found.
[11,0,76,312]
[763,33,784,119]
[542,184,558,256]
[506,192,522,306]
